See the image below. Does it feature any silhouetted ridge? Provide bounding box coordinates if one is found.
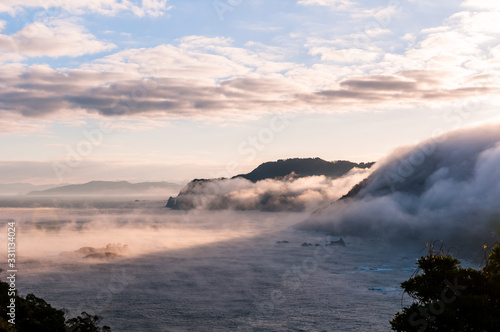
[234,158,374,182]
[28,180,181,195]
[166,158,374,210]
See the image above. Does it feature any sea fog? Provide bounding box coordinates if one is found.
[3,125,500,331]
[0,196,425,331]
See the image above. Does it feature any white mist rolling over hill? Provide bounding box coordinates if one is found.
[297,124,500,248]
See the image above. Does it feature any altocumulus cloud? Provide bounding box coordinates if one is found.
[0,18,116,58]
[0,38,499,119]
[1,2,500,121]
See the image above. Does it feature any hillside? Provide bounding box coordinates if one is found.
[0,183,62,195]
[234,158,373,182]
[166,158,374,210]
[297,124,500,248]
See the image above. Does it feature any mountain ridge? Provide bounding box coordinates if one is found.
[233,157,374,182]
[166,157,375,210]
[27,180,182,196]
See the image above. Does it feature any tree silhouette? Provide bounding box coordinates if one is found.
[65,312,111,332]
[0,270,111,332]
[391,242,500,331]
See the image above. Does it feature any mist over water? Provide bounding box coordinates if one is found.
[169,168,372,212]
[298,124,500,249]
[0,197,290,259]
[3,125,499,330]
[1,197,422,331]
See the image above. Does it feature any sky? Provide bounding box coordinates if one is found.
[0,0,499,185]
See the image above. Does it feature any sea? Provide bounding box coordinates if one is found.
[0,196,424,331]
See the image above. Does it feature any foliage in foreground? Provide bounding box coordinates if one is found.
[0,274,111,332]
[391,242,500,331]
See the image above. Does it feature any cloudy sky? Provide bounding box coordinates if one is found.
[1,0,499,184]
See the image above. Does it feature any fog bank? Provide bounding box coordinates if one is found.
[297,124,500,248]
[169,168,372,212]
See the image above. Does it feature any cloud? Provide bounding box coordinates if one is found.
[137,0,172,17]
[297,124,500,248]
[0,117,46,134]
[396,11,500,74]
[0,19,116,58]
[168,168,372,212]
[297,0,357,10]
[3,1,500,121]
[461,0,500,11]
[0,52,24,63]
[339,75,418,91]
[309,47,382,63]
[0,0,172,17]
[2,205,277,262]
[295,3,500,107]
[0,38,302,118]
[0,36,498,119]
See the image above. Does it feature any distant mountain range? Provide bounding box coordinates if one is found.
[3,158,372,199]
[0,183,63,195]
[26,181,182,196]
[166,158,374,210]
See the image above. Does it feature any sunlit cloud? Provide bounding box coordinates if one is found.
[309,47,382,63]
[297,0,358,11]
[0,1,498,122]
[0,18,116,58]
[461,0,500,11]
[0,117,46,134]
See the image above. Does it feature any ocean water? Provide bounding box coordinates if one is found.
[0,197,421,331]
